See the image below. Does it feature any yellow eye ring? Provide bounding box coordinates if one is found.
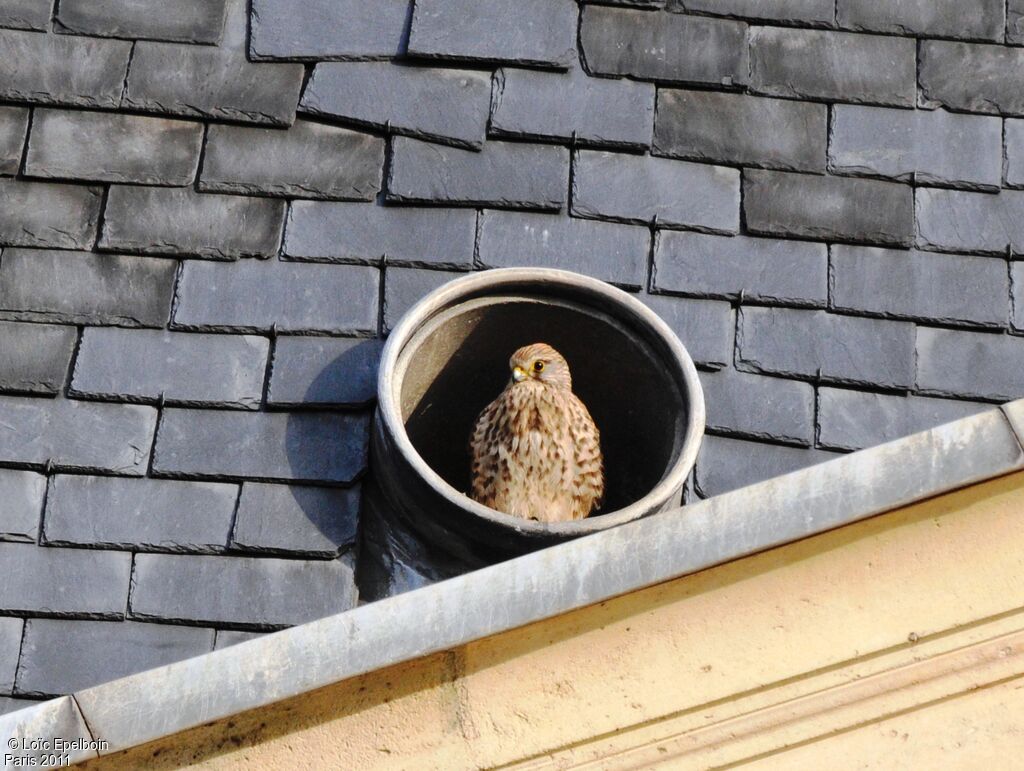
[533,361,545,372]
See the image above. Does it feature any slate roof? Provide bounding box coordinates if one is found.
[0,0,1020,715]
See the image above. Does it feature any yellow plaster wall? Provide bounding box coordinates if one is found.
[80,470,1024,770]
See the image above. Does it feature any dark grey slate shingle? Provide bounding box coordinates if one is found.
[478,210,650,288]
[231,482,360,556]
[750,27,915,107]
[582,5,748,85]
[0,0,51,31]
[490,66,654,148]
[837,0,1004,41]
[695,435,838,498]
[153,409,370,484]
[654,89,825,173]
[17,620,214,696]
[0,29,131,108]
[285,202,477,267]
[44,475,237,552]
[0,107,28,175]
[0,179,101,250]
[72,328,270,407]
[131,552,358,626]
[56,0,228,43]
[0,320,76,395]
[410,0,577,68]
[301,62,490,149]
[0,697,39,715]
[214,630,264,649]
[0,469,45,542]
[699,368,815,445]
[831,244,1008,327]
[382,267,461,331]
[670,0,833,23]
[0,396,156,474]
[738,306,915,388]
[268,337,383,407]
[250,0,408,60]
[744,169,914,246]
[572,150,740,232]
[1011,0,1024,45]
[639,294,733,369]
[0,249,176,328]
[174,260,380,334]
[0,617,20,692]
[387,137,569,210]
[915,188,1024,254]
[920,41,1024,116]
[1006,120,1024,187]
[653,231,827,305]
[1014,263,1024,332]
[200,120,384,200]
[917,327,1024,401]
[0,542,131,615]
[100,186,286,260]
[829,105,1001,190]
[818,388,988,452]
[25,109,204,186]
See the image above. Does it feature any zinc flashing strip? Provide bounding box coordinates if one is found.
[0,695,99,765]
[16,401,1024,756]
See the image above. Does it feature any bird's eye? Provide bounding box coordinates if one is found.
[533,361,545,372]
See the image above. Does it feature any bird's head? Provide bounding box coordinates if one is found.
[509,343,572,389]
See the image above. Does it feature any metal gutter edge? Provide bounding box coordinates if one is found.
[6,400,1024,759]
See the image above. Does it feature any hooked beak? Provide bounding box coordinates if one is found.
[512,366,528,382]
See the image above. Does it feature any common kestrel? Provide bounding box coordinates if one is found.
[469,343,604,523]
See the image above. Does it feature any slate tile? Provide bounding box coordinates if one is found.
[301,62,490,149]
[387,137,569,210]
[250,0,408,60]
[0,320,75,395]
[231,482,359,556]
[131,552,358,626]
[0,249,175,328]
[0,397,156,474]
[201,120,383,201]
[100,186,286,260]
[695,435,838,498]
[0,179,101,250]
[0,618,20,693]
[0,697,38,716]
[0,107,29,175]
[582,6,747,85]
[0,469,45,542]
[750,27,915,107]
[917,327,1024,401]
[0,29,131,108]
[819,388,989,452]
[1003,120,1024,187]
[915,188,1024,254]
[174,260,380,334]
[654,90,825,173]
[572,150,740,232]
[738,306,915,388]
[653,231,827,305]
[920,42,1024,116]
[57,0,228,43]
[478,210,650,288]
[830,106,1001,190]
[268,337,383,407]
[1015,263,1024,332]
[699,368,814,445]
[17,619,214,696]
[744,169,913,246]
[0,542,131,615]
[285,203,477,267]
[0,0,51,31]
[72,328,270,407]
[153,408,370,484]
[1010,0,1024,45]
[837,0,1004,41]
[490,66,654,148]
[25,109,204,186]
[214,630,264,649]
[670,0,833,24]
[409,0,577,68]
[639,294,733,369]
[44,475,237,552]
[383,268,461,331]
[831,245,1007,327]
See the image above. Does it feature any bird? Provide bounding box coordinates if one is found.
[469,343,604,523]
